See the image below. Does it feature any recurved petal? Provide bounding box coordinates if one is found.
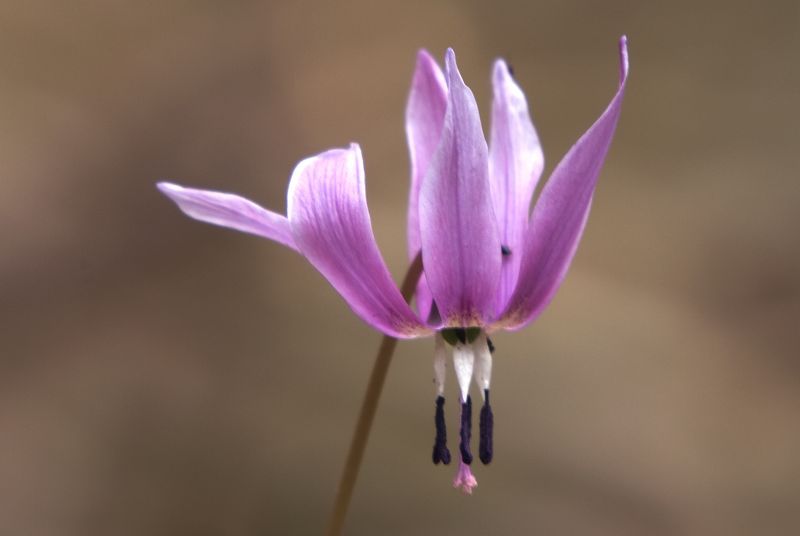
[419,48,502,328]
[405,49,448,321]
[157,182,298,251]
[498,36,630,330]
[287,144,430,338]
[489,58,545,313]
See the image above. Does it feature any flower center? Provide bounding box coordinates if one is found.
[430,329,495,492]
[440,327,481,345]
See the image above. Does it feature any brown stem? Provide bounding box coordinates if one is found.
[325,253,424,536]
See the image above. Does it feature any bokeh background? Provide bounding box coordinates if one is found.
[1,1,798,534]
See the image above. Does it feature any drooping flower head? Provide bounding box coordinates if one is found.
[158,37,629,494]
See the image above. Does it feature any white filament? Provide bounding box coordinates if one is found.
[472,331,493,399]
[452,342,475,404]
[433,333,447,396]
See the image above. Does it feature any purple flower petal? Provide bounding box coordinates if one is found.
[405,49,448,321]
[498,36,630,330]
[287,144,430,338]
[488,58,545,314]
[157,182,298,251]
[419,49,501,328]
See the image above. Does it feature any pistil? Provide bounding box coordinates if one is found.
[452,459,478,494]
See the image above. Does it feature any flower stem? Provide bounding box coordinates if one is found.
[326,253,424,536]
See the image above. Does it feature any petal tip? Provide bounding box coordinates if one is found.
[444,47,457,72]
[618,35,629,82]
[444,48,466,89]
[411,49,445,90]
[156,181,178,192]
[413,49,442,82]
[347,142,361,155]
[416,48,436,65]
[309,144,360,165]
[492,58,518,90]
[157,181,185,200]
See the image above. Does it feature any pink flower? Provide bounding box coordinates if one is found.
[158,37,629,491]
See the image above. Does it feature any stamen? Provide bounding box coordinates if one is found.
[459,395,473,464]
[501,245,512,256]
[479,389,494,464]
[472,332,492,394]
[451,343,474,404]
[487,337,495,354]
[433,333,446,397]
[451,341,475,464]
[432,396,451,465]
[471,332,493,464]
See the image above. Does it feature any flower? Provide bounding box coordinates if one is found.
[158,37,629,494]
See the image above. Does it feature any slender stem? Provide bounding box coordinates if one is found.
[326,253,424,536]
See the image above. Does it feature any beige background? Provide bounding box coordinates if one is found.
[1,1,798,534]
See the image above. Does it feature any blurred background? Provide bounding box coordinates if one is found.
[1,0,798,534]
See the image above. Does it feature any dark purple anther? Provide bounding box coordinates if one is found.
[487,337,495,354]
[459,395,473,465]
[432,396,451,465]
[501,244,512,256]
[479,389,494,464]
